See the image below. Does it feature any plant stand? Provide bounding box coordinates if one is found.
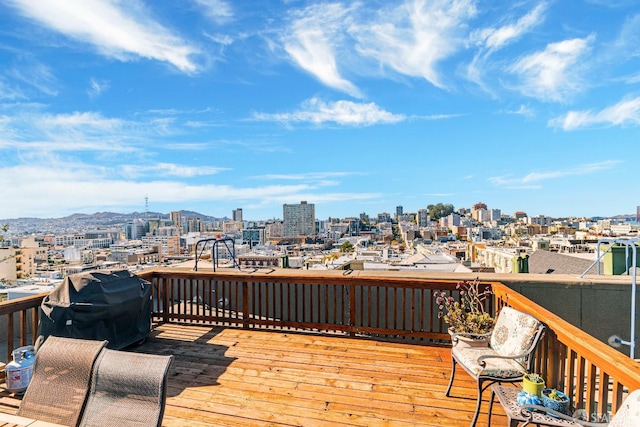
[488,385,582,427]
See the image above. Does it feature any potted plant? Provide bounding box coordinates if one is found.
[541,388,571,415]
[434,277,495,346]
[522,373,545,397]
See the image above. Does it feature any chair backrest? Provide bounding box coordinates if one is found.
[610,389,640,426]
[17,336,107,426]
[79,349,174,427]
[490,306,543,364]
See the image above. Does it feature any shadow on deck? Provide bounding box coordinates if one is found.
[0,323,509,427]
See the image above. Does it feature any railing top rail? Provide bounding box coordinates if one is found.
[138,268,496,289]
[0,293,47,316]
[492,282,640,390]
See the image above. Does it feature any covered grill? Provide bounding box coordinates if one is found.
[37,269,152,349]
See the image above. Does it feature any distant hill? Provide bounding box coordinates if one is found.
[0,210,227,235]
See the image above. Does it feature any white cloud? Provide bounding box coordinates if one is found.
[254,172,359,181]
[508,35,594,102]
[549,97,640,130]
[87,78,109,98]
[7,0,200,72]
[467,3,546,89]
[7,62,59,97]
[352,0,476,89]
[0,162,380,218]
[252,98,405,126]
[283,3,361,97]
[192,0,233,25]
[472,3,546,52]
[121,163,230,179]
[489,160,621,188]
[0,79,26,100]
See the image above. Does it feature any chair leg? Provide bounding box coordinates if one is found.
[445,356,456,397]
[470,379,485,427]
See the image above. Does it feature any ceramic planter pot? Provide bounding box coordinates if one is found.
[541,388,571,415]
[522,375,545,397]
[447,328,490,348]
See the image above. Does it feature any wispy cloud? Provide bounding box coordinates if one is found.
[471,3,546,52]
[0,78,26,100]
[121,163,230,179]
[467,2,546,89]
[252,98,405,126]
[489,160,621,188]
[7,0,200,72]
[7,61,59,97]
[283,3,360,97]
[192,0,233,25]
[0,161,380,218]
[254,172,361,181]
[87,78,109,98]
[501,104,535,117]
[548,97,640,130]
[352,0,476,89]
[508,35,594,102]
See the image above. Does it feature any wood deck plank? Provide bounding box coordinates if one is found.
[0,323,506,426]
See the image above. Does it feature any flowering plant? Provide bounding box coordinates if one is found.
[434,277,494,335]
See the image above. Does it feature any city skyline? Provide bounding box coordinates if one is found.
[2,1,640,220]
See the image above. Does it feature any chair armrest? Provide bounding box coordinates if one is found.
[477,352,529,365]
[519,404,609,427]
[450,331,492,343]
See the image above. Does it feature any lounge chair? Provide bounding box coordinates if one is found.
[79,349,174,427]
[17,336,107,426]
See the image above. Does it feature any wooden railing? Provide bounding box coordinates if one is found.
[0,294,45,363]
[138,270,488,342]
[493,282,640,419]
[0,270,638,420]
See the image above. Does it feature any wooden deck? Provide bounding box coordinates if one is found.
[0,323,509,426]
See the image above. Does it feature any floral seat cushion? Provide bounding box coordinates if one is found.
[452,346,527,378]
[490,306,541,358]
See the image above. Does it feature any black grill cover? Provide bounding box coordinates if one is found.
[37,269,151,349]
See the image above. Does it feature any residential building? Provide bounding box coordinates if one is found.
[395,205,403,220]
[283,201,315,237]
[243,227,266,248]
[170,211,182,234]
[265,220,283,239]
[417,209,429,227]
[233,208,243,223]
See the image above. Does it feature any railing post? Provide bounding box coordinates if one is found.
[6,313,13,362]
[349,283,356,337]
[242,281,250,329]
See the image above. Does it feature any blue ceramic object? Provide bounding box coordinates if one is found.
[541,388,570,415]
[517,391,542,406]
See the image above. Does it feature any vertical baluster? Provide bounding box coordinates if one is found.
[585,362,597,416]
[598,371,610,419]
[576,355,586,410]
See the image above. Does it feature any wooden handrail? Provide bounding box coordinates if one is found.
[493,282,640,416]
[0,293,46,363]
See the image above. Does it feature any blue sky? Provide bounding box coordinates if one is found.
[1,0,639,221]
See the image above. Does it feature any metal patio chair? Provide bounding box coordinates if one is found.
[445,306,545,427]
